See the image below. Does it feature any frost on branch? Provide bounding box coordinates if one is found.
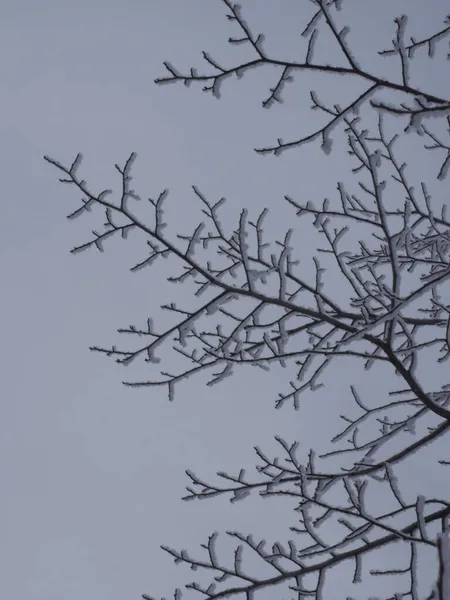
[45,0,450,598]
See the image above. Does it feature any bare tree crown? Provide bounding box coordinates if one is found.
[46,1,450,598]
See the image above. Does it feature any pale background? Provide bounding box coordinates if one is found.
[1,1,449,598]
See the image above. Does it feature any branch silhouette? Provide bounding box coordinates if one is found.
[46,1,450,598]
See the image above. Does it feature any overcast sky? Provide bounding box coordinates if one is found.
[1,1,449,599]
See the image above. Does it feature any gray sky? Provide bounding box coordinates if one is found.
[1,1,449,598]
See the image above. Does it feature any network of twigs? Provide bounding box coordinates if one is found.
[46,1,450,599]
